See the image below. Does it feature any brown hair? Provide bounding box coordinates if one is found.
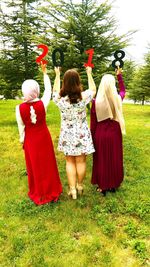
[60,69,82,104]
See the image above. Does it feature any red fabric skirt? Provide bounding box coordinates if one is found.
[24,126,62,205]
[91,119,124,190]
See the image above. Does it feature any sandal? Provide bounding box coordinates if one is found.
[109,188,116,193]
[96,187,101,192]
[101,190,107,196]
[68,187,77,200]
[76,183,83,195]
[96,187,107,196]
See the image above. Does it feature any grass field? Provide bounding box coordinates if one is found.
[0,100,150,267]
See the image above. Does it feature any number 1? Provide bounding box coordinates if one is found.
[84,48,94,68]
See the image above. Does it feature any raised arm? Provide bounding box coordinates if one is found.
[86,67,96,97]
[116,67,126,100]
[90,99,97,140]
[41,64,52,109]
[53,67,61,93]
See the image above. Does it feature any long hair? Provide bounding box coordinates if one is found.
[60,69,82,104]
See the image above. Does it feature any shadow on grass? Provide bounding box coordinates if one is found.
[0,121,17,127]
[3,198,62,219]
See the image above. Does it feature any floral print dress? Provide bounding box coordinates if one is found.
[53,89,95,156]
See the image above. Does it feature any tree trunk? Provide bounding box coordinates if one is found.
[142,95,145,105]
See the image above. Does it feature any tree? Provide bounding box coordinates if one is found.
[128,48,150,105]
[140,49,150,104]
[0,0,134,98]
[39,0,134,87]
[128,69,142,103]
[0,0,43,98]
[121,60,136,91]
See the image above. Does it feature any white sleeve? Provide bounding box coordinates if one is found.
[16,105,25,143]
[53,92,60,104]
[82,89,94,105]
[41,73,52,110]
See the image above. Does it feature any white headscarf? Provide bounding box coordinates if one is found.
[22,79,40,102]
[95,74,125,134]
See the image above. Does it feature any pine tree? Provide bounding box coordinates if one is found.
[0,0,42,97]
[39,0,133,79]
[140,49,150,104]
[128,48,150,105]
[0,0,134,97]
[121,60,136,91]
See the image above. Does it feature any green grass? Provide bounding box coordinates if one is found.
[0,100,150,267]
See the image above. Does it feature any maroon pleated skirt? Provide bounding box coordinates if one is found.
[91,119,124,190]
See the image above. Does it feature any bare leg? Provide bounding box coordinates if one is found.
[66,156,76,187]
[66,156,77,199]
[75,154,86,190]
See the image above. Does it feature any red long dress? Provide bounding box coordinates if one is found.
[90,74,125,191]
[19,100,62,205]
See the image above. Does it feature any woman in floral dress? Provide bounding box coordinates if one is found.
[53,67,96,199]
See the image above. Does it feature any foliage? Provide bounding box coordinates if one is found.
[0,0,134,97]
[128,48,150,104]
[0,0,43,97]
[39,0,133,86]
[121,60,136,91]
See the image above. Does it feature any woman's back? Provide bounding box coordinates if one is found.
[19,100,46,129]
[53,89,95,156]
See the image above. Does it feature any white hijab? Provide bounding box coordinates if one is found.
[22,79,40,102]
[95,74,125,134]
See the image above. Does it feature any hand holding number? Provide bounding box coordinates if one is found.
[116,66,122,75]
[54,66,60,76]
[86,66,92,75]
[41,63,47,74]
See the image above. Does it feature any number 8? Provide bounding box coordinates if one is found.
[112,50,125,68]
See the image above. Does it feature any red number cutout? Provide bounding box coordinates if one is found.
[36,44,49,65]
[84,48,94,68]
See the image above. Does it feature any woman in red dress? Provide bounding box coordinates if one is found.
[90,67,126,196]
[16,65,62,205]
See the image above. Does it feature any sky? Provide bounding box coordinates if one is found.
[1,0,150,65]
[111,0,150,64]
[73,0,150,65]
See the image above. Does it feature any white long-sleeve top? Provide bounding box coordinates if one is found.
[16,73,51,143]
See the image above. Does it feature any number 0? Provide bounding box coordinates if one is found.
[52,48,64,67]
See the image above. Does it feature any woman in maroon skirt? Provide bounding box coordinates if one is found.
[90,68,126,196]
[16,64,62,205]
